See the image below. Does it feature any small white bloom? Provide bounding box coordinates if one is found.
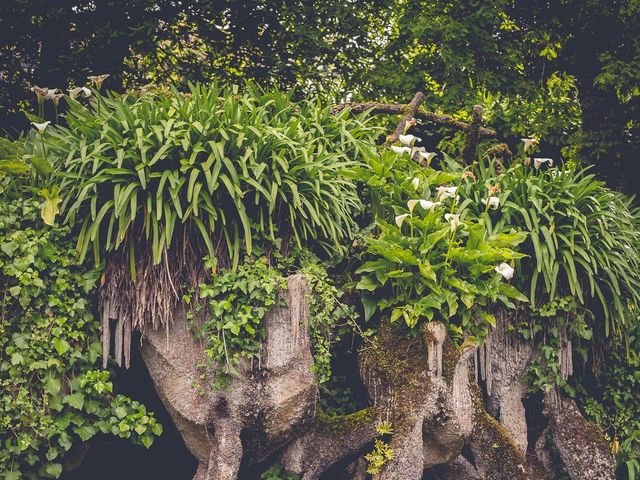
[481,196,500,210]
[521,138,539,152]
[69,86,92,100]
[407,199,420,213]
[391,145,412,155]
[495,263,515,280]
[444,213,461,230]
[437,186,458,200]
[420,199,441,210]
[395,213,410,228]
[411,177,420,190]
[417,151,437,165]
[81,87,92,97]
[44,88,59,101]
[399,134,421,146]
[31,121,50,134]
[31,86,49,102]
[533,158,553,169]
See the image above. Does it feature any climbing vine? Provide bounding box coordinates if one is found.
[0,199,161,479]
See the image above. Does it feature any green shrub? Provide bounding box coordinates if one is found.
[355,148,527,338]
[462,158,640,338]
[46,82,380,268]
[0,199,160,479]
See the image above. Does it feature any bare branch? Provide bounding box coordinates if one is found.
[387,91,425,143]
[331,101,497,139]
[462,105,483,164]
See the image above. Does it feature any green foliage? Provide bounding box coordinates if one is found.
[463,158,640,338]
[355,148,527,338]
[365,422,395,475]
[187,252,358,388]
[0,198,160,479]
[301,261,354,385]
[259,463,301,480]
[581,328,640,479]
[48,82,379,268]
[187,257,286,383]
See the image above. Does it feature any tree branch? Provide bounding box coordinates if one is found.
[462,105,483,164]
[387,91,425,143]
[331,101,497,139]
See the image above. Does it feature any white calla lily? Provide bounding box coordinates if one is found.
[495,263,515,280]
[31,121,50,134]
[391,145,412,155]
[437,186,458,200]
[420,199,440,210]
[399,134,421,146]
[444,213,461,230]
[481,196,500,210]
[69,87,92,100]
[533,157,553,169]
[411,177,420,190]
[407,199,420,213]
[395,213,410,228]
[417,151,437,165]
[31,86,49,103]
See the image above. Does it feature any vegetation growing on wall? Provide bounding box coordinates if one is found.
[1,81,640,477]
[0,199,161,479]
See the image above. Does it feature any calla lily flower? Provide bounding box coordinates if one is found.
[399,134,421,146]
[31,121,51,135]
[395,213,410,228]
[417,151,437,165]
[52,93,64,106]
[437,186,458,200]
[420,199,440,210]
[411,177,420,190]
[87,74,110,89]
[495,263,515,280]
[407,199,420,213]
[31,86,49,103]
[68,87,92,100]
[444,213,461,230]
[482,196,500,210]
[391,145,412,155]
[44,88,60,100]
[522,138,539,152]
[31,121,50,134]
[533,158,553,169]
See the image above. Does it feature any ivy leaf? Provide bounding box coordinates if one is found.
[44,376,61,395]
[43,463,62,478]
[74,425,96,441]
[52,338,70,355]
[11,352,23,365]
[63,392,85,410]
[140,434,154,449]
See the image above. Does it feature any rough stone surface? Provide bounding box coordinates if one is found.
[140,274,316,480]
[479,309,534,454]
[134,289,615,480]
[543,390,616,480]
